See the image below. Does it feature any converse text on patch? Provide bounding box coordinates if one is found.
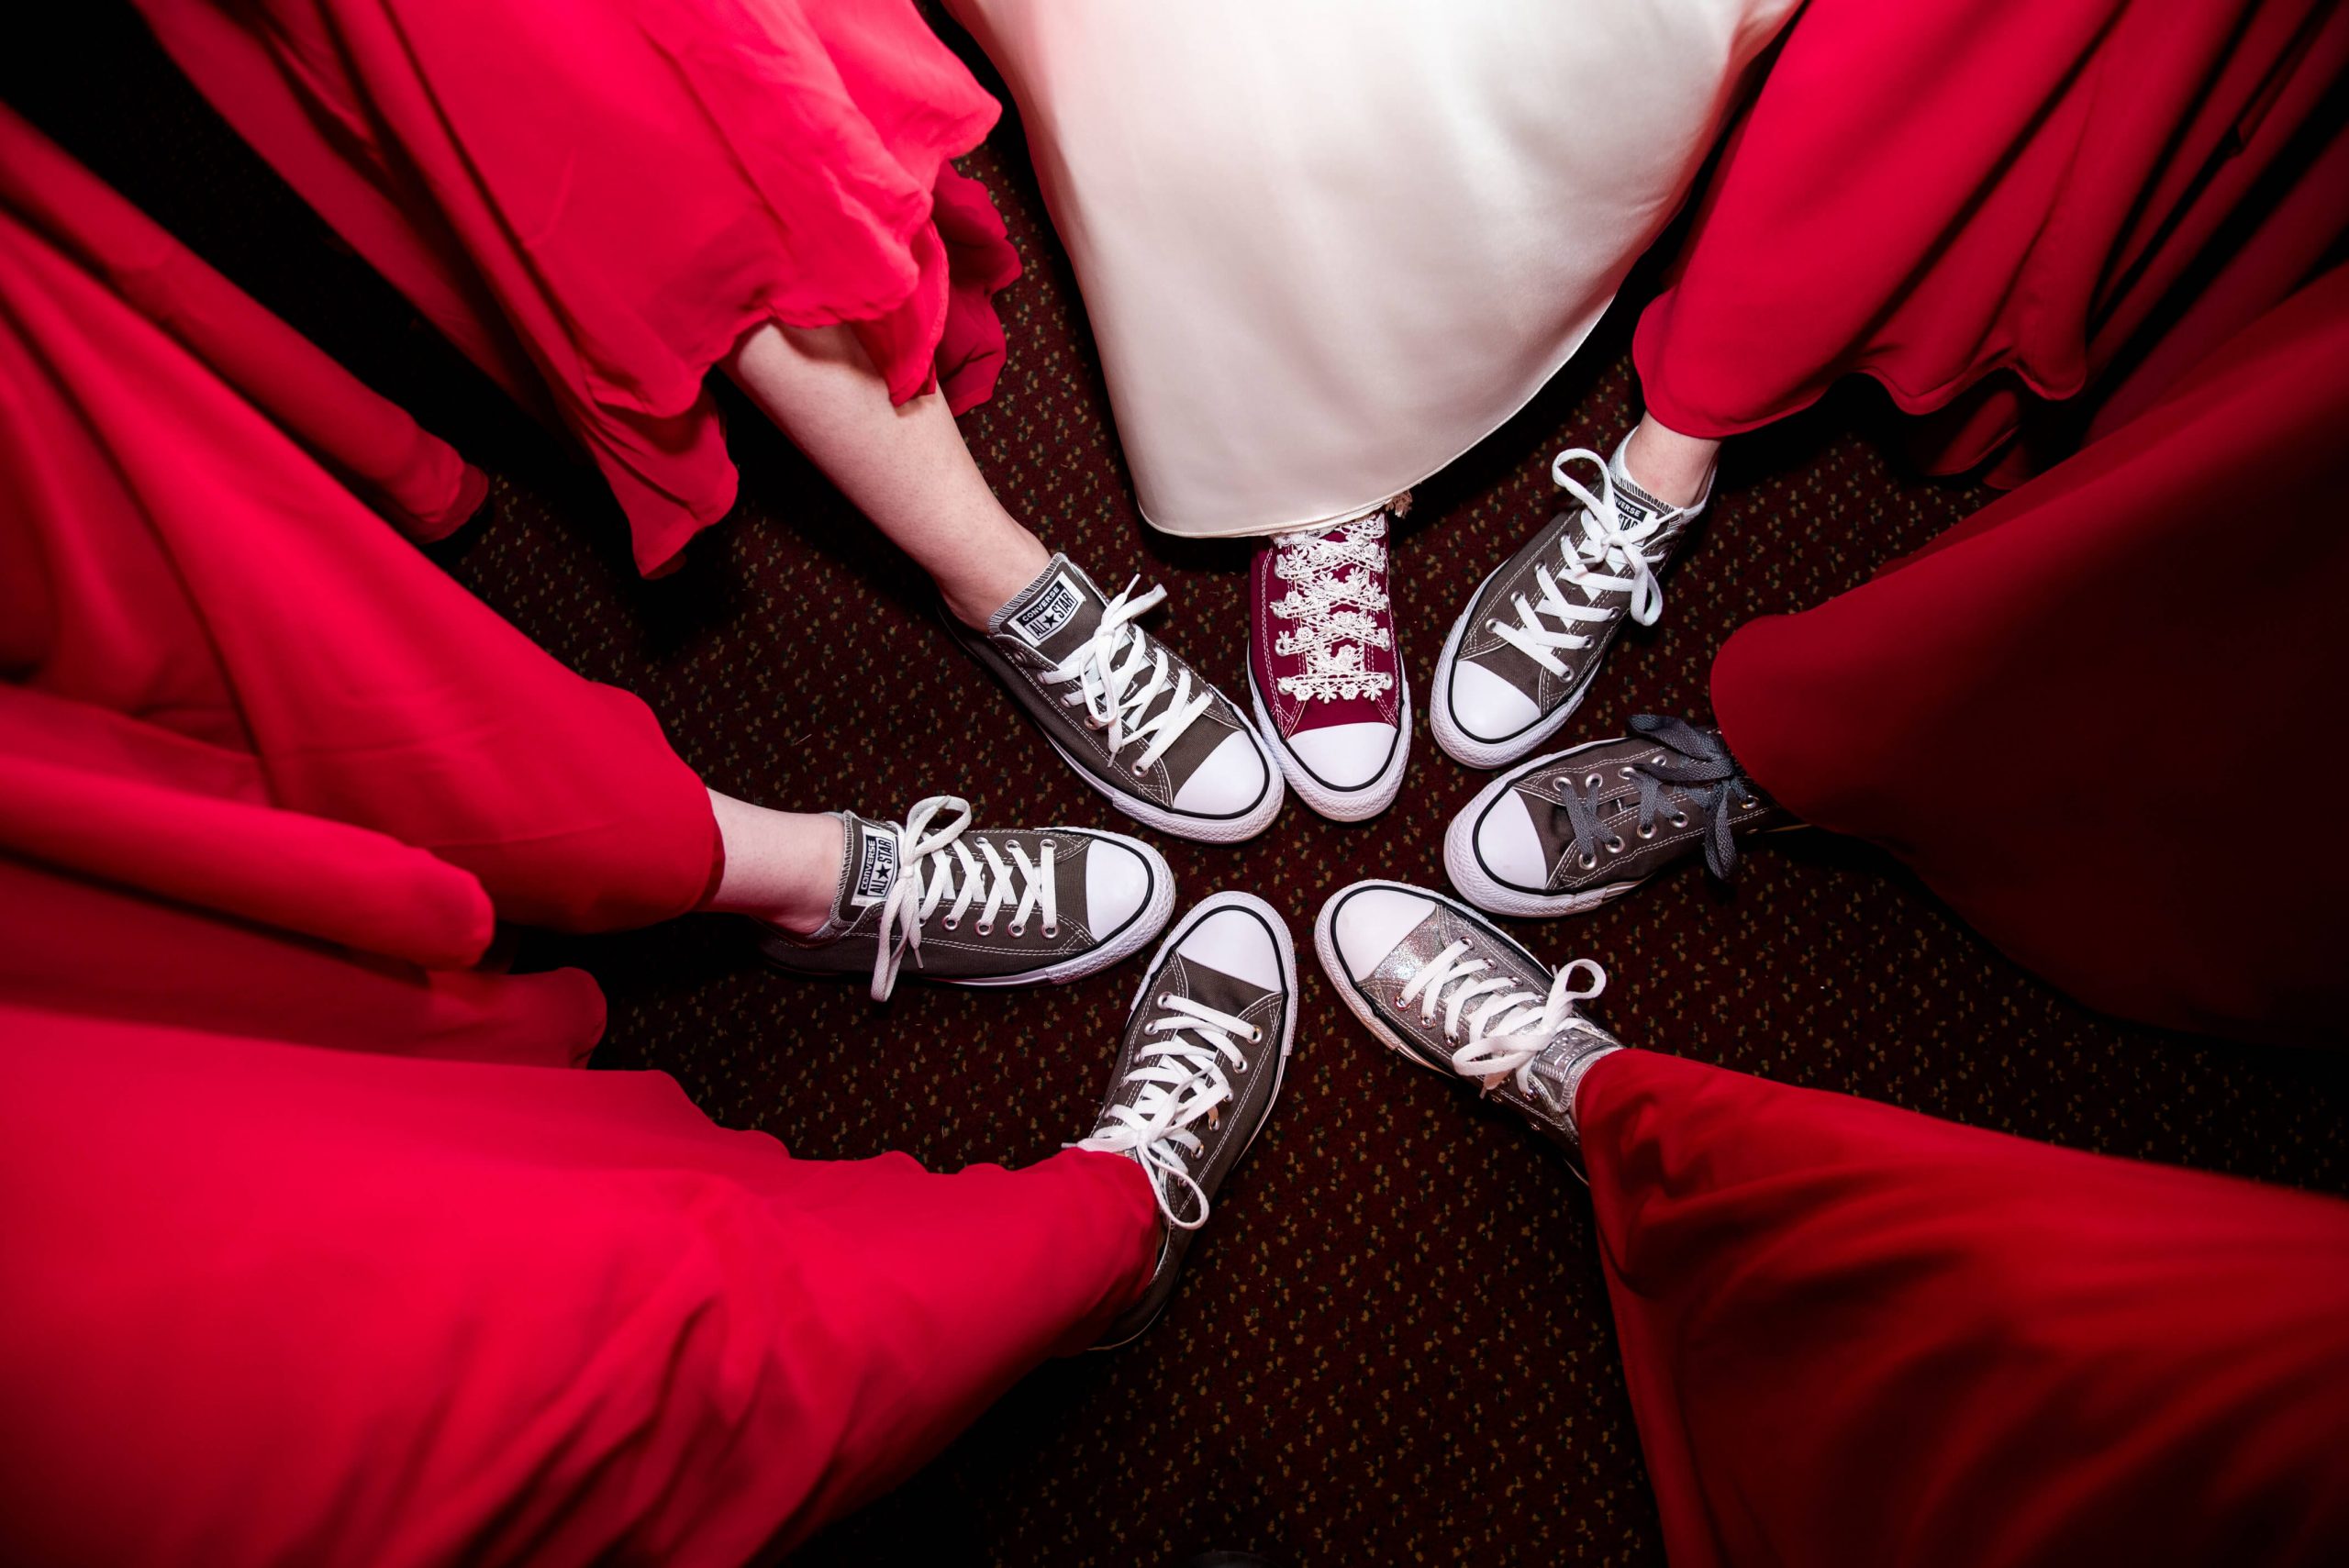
[848,826,899,909]
[1008,572,1085,649]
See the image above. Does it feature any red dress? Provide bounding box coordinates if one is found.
[1712,265,2349,1046]
[1580,1049,2349,1568]
[133,0,1024,574]
[0,124,1154,1565]
[1635,0,2349,484]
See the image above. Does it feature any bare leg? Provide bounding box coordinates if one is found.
[700,790,844,935]
[1621,411,1721,507]
[727,322,1051,628]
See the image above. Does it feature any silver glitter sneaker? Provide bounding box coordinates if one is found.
[1313,881,1621,1159]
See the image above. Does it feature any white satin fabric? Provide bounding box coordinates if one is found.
[946,0,1798,538]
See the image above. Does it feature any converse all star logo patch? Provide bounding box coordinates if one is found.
[1008,572,1085,648]
[848,825,899,909]
[1613,482,1662,528]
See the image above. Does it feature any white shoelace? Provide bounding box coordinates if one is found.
[1489,450,1671,676]
[1040,579,1214,778]
[1397,942,1609,1094]
[871,795,1056,1001]
[1076,990,1262,1230]
[1268,516,1396,706]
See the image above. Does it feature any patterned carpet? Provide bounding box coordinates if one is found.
[13,10,2349,1565]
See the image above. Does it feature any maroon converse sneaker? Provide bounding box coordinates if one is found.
[1247,511,1409,821]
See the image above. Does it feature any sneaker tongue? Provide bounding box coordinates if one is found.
[992,555,1108,665]
[833,814,902,923]
[1607,457,1674,532]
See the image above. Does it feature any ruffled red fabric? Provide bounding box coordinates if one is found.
[0,138,719,1064]
[134,0,1023,574]
[0,103,484,540]
[1582,1050,2349,1568]
[1634,0,2349,484]
[1712,266,2349,1045]
[0,140,1158,1566]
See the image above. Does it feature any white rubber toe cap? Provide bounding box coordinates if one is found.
[1175,904,1286,988]
[1170,730,1273,816]
[1084,839,1154,935]
[1330,887,1437,981]
[1446,662,1543,743]
[1472,791,1549,890]
[1287,721,1401,790]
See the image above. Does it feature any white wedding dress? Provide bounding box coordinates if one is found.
[945,0,1798,538]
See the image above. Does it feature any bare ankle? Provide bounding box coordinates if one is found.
[941,533,1053,630]
[1621,415,1720,507]
[702,794,845,933]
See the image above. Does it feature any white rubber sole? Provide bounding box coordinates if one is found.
[1442,740,1646,918]
[1091,890,1299,1352]
[1427,563,1596,772]
[1310,881,1462,1078]
[757,828,1175,989]
[1039,725,1286,845]
[1247,673,1411,824]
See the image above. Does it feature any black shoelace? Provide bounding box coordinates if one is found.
[1553,715,1763,880]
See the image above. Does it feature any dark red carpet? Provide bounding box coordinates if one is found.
[10,10,2348,1564]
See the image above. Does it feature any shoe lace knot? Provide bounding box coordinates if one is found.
[1074,992,1263,1230]
[871,795,1057,1000]
[1397,945,1609,1099]
[1041,579,1212,774]
[1488,450,1672,675]
[1268,516,1395,706]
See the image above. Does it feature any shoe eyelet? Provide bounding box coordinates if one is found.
[942,917,960,930]
[1249,1027,1264,1043]
[1159,993,1174,1008]
[1008,923,1027,938]
[1605,837,1625,853]
[1584,773,1601,789]
[1042,923,1060,939]
[1578,854,1598,871]
[1618,766,1635,778]
[1130,761,1149,776]
[975,922,993,936]
[1671,813,1690,828]
[1637,823,1655,840]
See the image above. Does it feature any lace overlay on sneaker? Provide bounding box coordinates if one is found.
[1268,515,1396,706]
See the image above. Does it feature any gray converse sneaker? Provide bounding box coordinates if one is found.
[1431,435,1709,769]
[950,555,1284,843]
[1313,881,1621,1160]
[753,795,1174,999]
[1078,891,1297,1348]
[1445,716,1787,917]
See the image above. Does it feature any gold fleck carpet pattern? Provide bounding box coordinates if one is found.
[10,12,2347,1565]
